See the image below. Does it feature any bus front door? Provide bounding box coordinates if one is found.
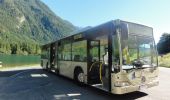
[88,40,109,91]
[88,40,100,84]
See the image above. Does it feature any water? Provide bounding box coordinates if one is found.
[0,54,40,67]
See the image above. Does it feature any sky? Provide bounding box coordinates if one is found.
[41,0,170,43]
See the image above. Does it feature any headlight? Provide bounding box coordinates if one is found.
[114,81,130,87]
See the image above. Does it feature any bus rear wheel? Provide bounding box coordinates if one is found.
[74,69,84,85]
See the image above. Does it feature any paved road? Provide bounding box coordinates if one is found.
[0,67,169,100]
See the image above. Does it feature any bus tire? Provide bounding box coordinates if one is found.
[74,68,84,86]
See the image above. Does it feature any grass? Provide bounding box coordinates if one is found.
[0,54,40,67]
[0,54,40,70]
[159,53,170,68]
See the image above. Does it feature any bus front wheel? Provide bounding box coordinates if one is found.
[74,68,84,85]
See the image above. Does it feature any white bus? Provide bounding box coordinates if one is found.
[41,19,159,94]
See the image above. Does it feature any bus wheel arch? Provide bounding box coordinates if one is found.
[74,66,85,85]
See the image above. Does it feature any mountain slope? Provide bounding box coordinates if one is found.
[0,0,76,54]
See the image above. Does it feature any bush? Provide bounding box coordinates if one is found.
[159,53,170,68]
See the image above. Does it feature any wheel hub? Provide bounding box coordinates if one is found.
[78,73,84,82]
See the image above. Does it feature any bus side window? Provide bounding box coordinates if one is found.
[72,40,87,62]
[58,41,71,61]
[63,44,71,61]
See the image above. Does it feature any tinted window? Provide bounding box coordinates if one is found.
[41,46,50,59]
[72,40,87,62]
[58,40,71,61]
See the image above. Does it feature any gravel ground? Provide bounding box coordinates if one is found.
[0,67,169,100]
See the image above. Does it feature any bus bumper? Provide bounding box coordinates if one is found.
[111,80,159,94]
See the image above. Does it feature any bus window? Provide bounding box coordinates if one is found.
[58,41,71,61]
[112,33,120,72]
[72,40,87,62]
[41,47,50,59]
[89,41,100,62]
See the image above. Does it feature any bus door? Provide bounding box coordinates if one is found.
[88,40,100,84]
[88,38,109,91]
[54,43,59,71]
[50,43,56,69]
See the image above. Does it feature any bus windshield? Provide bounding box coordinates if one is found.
[120,24,157,70]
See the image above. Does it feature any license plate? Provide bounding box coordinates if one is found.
[140,85,148,90]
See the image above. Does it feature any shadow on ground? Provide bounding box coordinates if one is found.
[0,69,148,100]
[0,69,30,77]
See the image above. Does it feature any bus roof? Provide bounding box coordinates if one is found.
[42,19,153,47]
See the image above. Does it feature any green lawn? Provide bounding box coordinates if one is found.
[0,54,40,68]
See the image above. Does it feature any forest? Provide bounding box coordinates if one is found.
[157,33,170,54]
[0,0,76,55]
